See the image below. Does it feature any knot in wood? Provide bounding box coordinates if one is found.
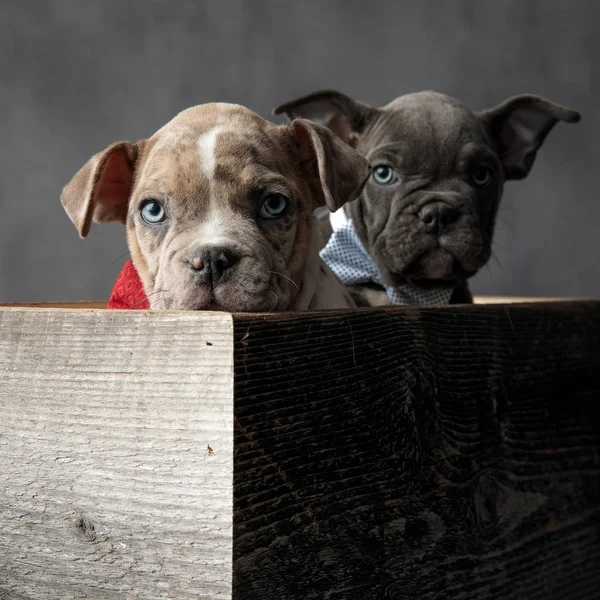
[73,515,97,542]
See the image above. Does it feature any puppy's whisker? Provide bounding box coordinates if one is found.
[268,271,300,291]
[148,290,170,310]
[267,291,279,313]
[125,284,152,308]
[129,289,167,310]
[148,293,167,311]
[490,251,503,271]
[111,251,131,265]
[481,229,505,253]
[497,215,514,233]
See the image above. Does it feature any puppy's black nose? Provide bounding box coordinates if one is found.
[420,203,458,235]
[190,246,240,285]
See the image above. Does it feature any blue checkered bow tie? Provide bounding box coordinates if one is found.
[319,217,453,306]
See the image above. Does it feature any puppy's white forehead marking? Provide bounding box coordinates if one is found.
[196,125,234,247]
[198,127,221,179]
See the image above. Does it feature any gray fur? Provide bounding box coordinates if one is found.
[275,90,580,305]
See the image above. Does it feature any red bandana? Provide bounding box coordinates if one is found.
[107,259,150,310]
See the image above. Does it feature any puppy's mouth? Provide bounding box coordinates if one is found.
[187,296,231,312]
[160,272,283,313]
[403,248,472,286]
[178,285,256,312]
[386,241,479,288]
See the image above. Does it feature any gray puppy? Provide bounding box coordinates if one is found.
[274,90,580,305]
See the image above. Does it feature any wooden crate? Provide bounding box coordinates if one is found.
[0,299,599,599]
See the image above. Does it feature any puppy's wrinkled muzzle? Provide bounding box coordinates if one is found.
[389,203,483,285]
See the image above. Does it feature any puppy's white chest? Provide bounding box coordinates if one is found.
[329,206,349,232]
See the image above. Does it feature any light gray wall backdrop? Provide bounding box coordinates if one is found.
[1,0,597,302]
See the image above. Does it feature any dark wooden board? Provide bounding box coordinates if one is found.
[232,302,600,600]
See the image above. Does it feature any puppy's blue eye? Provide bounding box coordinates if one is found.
[372,165,398,185]
[140,200,166,224]
[259,194,288,219]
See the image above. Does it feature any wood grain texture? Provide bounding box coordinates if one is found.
[0,308,234,600]
[473,296,577,304]
[232,302,600,600]
[0,302,108,309]
[2,302,599,599]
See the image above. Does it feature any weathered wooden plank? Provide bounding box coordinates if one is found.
[0,308,234,600]
[473,296,577,304]
[0,302,108,309]
[232,302,600,600]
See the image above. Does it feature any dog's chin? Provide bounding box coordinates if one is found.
[161,282,282,312]
[382,229,489,288]
[156,288,223,311]
[185,300,231,312]
[410,248,455,278]
[386,249,477,288]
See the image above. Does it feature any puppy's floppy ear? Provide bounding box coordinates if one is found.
[292,118,371,212]
[61,140,143,238]
[274,89,375,147]
[479,94,580,180]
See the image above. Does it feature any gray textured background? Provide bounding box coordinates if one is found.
[0,0,597,302]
